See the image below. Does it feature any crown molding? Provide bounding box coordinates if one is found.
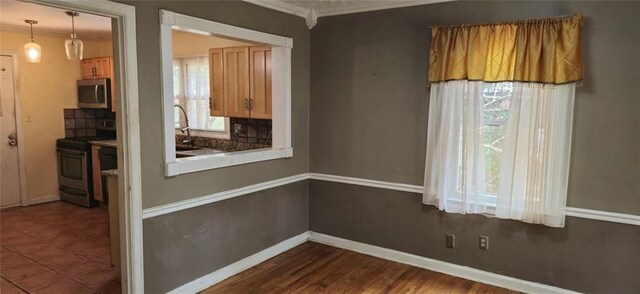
[242,0,309,18]
[0,25,112,41]
[242,0,453,29]
[314,0,454,17]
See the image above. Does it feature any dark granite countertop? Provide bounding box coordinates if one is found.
[90,140,118,148]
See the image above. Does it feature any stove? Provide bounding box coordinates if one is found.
[56,119,116,207]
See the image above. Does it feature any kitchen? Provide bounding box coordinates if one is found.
[0,1,122,293]
[1,2,278,292]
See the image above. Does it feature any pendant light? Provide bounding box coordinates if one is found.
[64,11,83,61]
[23,20,41,63]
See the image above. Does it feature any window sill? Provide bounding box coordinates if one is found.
[165,147,293,176]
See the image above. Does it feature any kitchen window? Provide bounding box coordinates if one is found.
[160,10,293,176]
[173,56,229,138]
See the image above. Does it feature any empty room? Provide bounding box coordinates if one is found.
[0,0,638,293]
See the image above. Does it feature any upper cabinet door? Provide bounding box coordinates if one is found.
[249,47,272,119]
[81,59,95,79]
[209,48,225,117]
[94,57,112,79]
[223,47,250,118]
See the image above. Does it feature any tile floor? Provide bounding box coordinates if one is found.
[0,201,120,294]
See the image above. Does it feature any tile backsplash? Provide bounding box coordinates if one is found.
[229,118,272,145]
[64,108,115,137]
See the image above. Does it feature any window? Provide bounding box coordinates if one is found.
[173,56,228,138]
[452,82,513,208]
[160,10,293,176]
[424,81,576,227]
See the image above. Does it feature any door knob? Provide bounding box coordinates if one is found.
[8,134,17,146]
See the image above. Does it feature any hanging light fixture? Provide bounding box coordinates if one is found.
[23,20,41,63]
[64,11,83,61]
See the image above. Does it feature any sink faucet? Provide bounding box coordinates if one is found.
[174,104,192,146]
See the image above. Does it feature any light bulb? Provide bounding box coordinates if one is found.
[24,42,41,63]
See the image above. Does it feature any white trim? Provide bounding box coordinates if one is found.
[30,1,143,293]
[308,173,423,194]
[142,173,307,219]
[240,0,453,29]
[169,231,311,293]
[309,173,640,226]
[169,231,578,294]
[313,0,455,17]
[159,10,294,177]
[0,50,28,208]
[565,207,640,226]
[241,0,309,18]
[27,195,60,205]
[308,232,578,294]
[168,147,293,176]
[142,172,640,226]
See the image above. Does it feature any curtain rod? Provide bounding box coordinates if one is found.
[429,13,579,29]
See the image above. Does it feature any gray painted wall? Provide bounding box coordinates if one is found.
[309,181,640,293]
[116,0,310,209]
[144,181,308,293]
[310,0,640,214]
[109,1,311,291]
[309,1,640,293]
[110,0,639,292]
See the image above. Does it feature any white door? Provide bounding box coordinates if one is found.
[0,54,22,208]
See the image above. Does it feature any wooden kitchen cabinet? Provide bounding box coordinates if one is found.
[80,56,117,112]
[80,57,112,79]
[81,59,96,79]
[209,48,225,116]
[211,46,272,119]
[249,47,272,119]
[222,47,250,118]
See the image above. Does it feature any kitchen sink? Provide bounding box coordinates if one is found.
[175,144,201,151]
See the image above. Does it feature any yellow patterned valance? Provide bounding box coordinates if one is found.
[428,13,583,85]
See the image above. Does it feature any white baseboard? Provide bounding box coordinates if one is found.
[308,232,579,294]
[27,195,60,206]
[169,231,578,294]
[169,231,311,293]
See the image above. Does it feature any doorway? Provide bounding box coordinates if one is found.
[0,52,25,208]
[0,0,142,293]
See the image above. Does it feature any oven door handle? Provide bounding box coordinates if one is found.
[60,187,87,196]
[57,148,86,156]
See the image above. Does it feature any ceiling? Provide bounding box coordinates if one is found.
[0,0,111,40]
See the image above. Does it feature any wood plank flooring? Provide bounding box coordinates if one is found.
[202,242,517,293]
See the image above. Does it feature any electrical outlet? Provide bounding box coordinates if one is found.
[446,234,455,248]
[479,235,489,250]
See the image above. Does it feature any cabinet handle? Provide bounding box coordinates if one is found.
[244,98,249,110]
[249,98,254,110]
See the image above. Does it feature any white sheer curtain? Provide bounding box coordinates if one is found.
[173,56,224,131]
[423,81,576,227]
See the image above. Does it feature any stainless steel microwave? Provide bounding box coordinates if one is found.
[77,78,111,109]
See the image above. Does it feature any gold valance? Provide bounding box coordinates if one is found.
[428,14,583,85]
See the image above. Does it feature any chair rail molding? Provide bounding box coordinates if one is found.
[143,172,639,227]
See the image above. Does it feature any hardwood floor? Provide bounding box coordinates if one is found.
[202,242,517,293]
